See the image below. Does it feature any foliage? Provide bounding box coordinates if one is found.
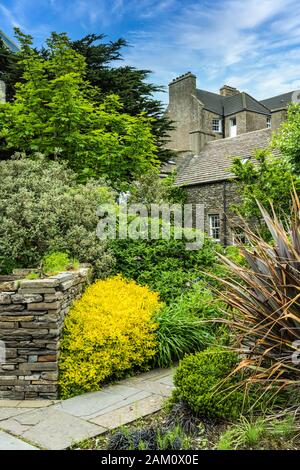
[0,156,115,276]
[231,149,298,238]
[1,32,174,163]
[154,284,226,367]
[172,348,247,420]
[217,191,300,396]
[0,31,157,188]
[107,424,190,451]
[128,170,186,206]
[59,276,161,398]
[272,103,300,172]
[109,234,217,303]
[217,415,297,450]
[42,252,78,275]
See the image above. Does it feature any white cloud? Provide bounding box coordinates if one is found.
[0,2,23,29]
[124,0,300,102]
[1,0,300,102]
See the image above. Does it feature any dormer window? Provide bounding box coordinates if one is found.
[212,118,222,133]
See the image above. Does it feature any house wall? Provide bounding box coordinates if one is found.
[271,109,287,130]
[166,74,223,152]
[0,267,91,400]
[224,111,270,137]
[184,180,242,245]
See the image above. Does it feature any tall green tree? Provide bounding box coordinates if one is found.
[231,149,298,238]
[273,103,300,172]
[1,32,174,163]
[0,31,157,189]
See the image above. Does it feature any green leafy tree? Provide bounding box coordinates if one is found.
[128,170,186,206]
[231,149,298,237]
[0,31,157,188]
[1,32,174,163]
[273,103,300,172]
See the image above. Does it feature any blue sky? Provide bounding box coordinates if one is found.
[1,0,300,103]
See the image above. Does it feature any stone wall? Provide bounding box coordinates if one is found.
[0,267,90,400]
[185,180,242,245]
[224,111,269,138]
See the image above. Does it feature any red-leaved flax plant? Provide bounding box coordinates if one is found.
[216,190,300,396]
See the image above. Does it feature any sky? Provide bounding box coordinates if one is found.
[1,0,300,104]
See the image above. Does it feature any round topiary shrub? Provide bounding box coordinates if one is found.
[59,276,161,398]
[172,348,245,420]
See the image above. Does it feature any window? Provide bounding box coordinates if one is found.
[212,119,222,133]
[209,214,220,241]
[241,157,250,164]
[267,116,271,128]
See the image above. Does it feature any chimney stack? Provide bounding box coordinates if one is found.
[169,72,196,103]
[220,85,239,97]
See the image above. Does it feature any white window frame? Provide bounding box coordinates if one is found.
[209,214,221,241]
[267,116,271,128]
[212,118,222,133]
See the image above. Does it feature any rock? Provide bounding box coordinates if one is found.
[0,293,12,304]
[11,294,43,304]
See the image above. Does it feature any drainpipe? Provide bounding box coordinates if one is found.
[223,180,227,246]
[222,105,226,139]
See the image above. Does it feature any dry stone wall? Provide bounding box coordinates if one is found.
[0,267,90,400]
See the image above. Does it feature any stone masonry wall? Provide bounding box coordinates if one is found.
[186,180,242,245]
[0,267,90,400]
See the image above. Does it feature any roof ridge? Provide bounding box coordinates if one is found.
[261,90,294,101]
[206,127,272,145]
[244,91,271,112]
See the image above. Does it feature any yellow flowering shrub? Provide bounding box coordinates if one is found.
[59,276,161,398]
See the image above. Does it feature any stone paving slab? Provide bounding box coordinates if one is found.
[122,378,173,397]
[0,430,38,450]
[54,389,152,420]
[0,408,34,421]
[0,408,105,450]
[0,367,175,449]
[90,395,164,429]
[0,400,59,408]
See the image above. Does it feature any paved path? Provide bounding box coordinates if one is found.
[0,367,176,450]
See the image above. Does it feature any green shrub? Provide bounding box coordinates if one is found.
[59,276,161,398]
[109,235,218,303]
[172,348,246,419]
[154,284,227,367]
[0,156,115,277]
[42,252,78,275]
[217,415,297,450]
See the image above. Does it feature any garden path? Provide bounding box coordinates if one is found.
[0,366,176,450]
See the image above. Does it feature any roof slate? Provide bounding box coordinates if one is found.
[176,128,278,187]
[260,91,294,110]
[196,89,271,116]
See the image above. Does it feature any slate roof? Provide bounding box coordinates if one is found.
[260,91,294,110]
[176,128,277,187]
[196,90,271,116]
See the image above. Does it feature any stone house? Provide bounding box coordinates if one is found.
[165,72,295,244]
